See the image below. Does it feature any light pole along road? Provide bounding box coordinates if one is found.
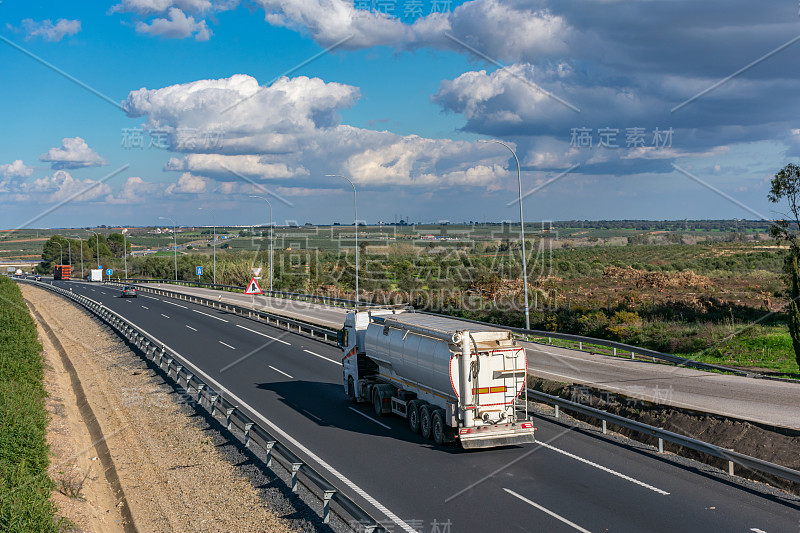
[326,174,359,302]
[88,230,101,269]
[198,207,216,285]
[249,195,274,293]
[481,139,531,330]
[159,216,178,281]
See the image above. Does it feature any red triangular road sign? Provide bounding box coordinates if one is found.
[245,277,262,295]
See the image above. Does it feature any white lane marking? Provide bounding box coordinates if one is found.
[162,299,188,309]
[141,306,149,309]
[504,488,592,533]
[186,325,197,332]
[348,407,391,430]
[90,289,96,292]
[269,365,294,379]
[303,349,342,366]
[235,324,290,345]
[219,341,236,350]
[143,295,159,300]
[161,314,170,319]
[750,529,768,533]
[120,318,415,533]
[537,442,670,495]
[193,309,228,322]
[100,291,106,294]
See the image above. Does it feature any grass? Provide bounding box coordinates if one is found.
[0,276,65,532]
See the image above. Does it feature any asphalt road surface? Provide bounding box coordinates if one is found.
[131,281,800,429]
[38,279,800,533]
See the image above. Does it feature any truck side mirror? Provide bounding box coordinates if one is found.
[336,328,346,347]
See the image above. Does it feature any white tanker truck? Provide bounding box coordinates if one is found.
[339,307,535,449]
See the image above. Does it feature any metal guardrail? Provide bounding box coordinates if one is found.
[428,312,760,378]
[105,281,339,345]
[18,278,800,498]
[526,388,800,487]
[16,278,387,532]
[118,278,771,379]
[119,278,375,308]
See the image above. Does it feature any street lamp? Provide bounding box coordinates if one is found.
[88,230,101,273]
[480,139,531,329]
[159,217,178,281]
[198,207,216,285]
[326,174,359,301]
[122,228,128,280]
[55,241,63,265]
[249,195,273,294]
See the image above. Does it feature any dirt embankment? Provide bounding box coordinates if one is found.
[528,376,800,495]
[22,285,297,533]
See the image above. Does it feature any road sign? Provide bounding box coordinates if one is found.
[244,277,262,295]
[106,269,113,276]
[98,265,102,270]
[251,267,262,278]
[196,266,203,276]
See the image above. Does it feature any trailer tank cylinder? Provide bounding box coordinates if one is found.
[460,331,473,426]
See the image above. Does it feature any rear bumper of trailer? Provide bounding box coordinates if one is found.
[457,423,535,449]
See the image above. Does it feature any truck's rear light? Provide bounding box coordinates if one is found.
[459,428,471,435]
[521,422,533,429]
[383,398,390,403]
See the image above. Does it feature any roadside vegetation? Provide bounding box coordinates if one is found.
[15,218,798,377]
[0,276,65,532]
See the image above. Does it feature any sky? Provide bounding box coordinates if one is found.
[0,0,798,229]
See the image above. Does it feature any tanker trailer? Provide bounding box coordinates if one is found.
[339,308,534,449]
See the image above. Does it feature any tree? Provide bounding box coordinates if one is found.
[768,162,800,370]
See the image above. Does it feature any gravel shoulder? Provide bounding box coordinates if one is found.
[22,284,297,533]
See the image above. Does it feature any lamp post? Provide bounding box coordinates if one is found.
[55,241,63,265]
[89,230,101,273]
[249,195,273,293]
[122,228,128,280]
[480,139,531,329]
[198,207,216,285]
[326,174,359,301]
[159,217,178,281]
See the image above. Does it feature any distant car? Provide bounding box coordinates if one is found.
[34,275,42,281]
[121,286,138,298]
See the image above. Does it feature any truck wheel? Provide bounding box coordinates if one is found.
[407,400,421,434]
[373,392,385,417]
[432,410,447,446]
[348,377,357,403]
[420,404,433,440]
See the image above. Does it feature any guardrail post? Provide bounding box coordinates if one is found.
[602,420,607,434]
[548,337,552,345]
[631,351,635,360]
[196,384,206,404]
[323,490,336,524]
[554,405,559,418]
[226,407,236,430]
[185,374,193,395]
[579,341,582,351]
[613,347,617,356]
[265,441,276,467]
[658,438,664,453]
[175,365,183,384]
[166,358,173,376]
[210,395,219,416]
[728,461,734,476]
[244,423,254,448]
[291,463,303,493]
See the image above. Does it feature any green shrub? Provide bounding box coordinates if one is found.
[0,277,62,532]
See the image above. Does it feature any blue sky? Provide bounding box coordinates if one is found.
[0,0,797,229]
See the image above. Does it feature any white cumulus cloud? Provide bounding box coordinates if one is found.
[135,7,212,40]
[16,18,81,42]
[39,137,108,170]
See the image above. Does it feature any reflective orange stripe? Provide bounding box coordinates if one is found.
[472,386,507,395]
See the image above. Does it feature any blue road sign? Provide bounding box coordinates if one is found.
[106,269,113,276]
[196,266,203,276]
[98,265,102,270]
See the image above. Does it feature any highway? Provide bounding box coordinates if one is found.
[132,282,800,429]
[40,279,799,533]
